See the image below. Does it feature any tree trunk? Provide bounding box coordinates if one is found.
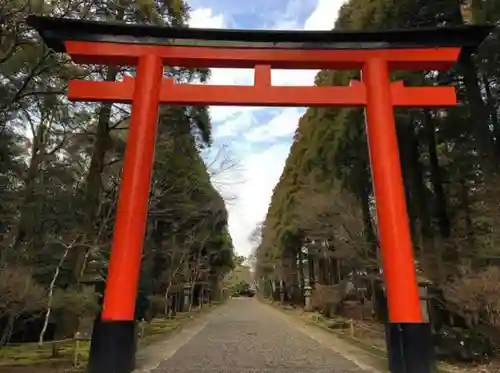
[164,250,188,316]
[11,121,47,253]
[39,247,69,345]
[358,172,388,320]
[422,110,453,280]
[307,251,315,285]
[396,119,418,239]
[297,248,305,302]
[72,65,120,282]
[459,179,474,249]
[0,314,18,345]
[459,53,497,168]
[481,73,500,157]
[407,120,433,249]
[423,110,451,240]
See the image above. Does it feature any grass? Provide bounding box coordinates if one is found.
[0,303,220,369]
[0,340,82,367]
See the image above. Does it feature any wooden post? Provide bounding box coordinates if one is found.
[73,332,81,367]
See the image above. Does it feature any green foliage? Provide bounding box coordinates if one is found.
[51,286,99,319]
[233,255,246,266]
[229,281,251,296]
[224,263,253,296]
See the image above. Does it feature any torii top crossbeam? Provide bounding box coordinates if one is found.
[27,16,492,107]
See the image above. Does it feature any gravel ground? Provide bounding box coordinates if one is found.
[153,298,370,373]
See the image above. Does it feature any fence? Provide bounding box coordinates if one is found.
[1,326,153,370]
[309,313,387,352]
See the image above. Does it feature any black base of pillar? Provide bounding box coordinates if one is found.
[87,318,137,373]
[386,322,436,373]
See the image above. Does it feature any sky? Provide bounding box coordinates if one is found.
[187,0,347,256]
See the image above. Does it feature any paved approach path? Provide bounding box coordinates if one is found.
[148,298,372,373]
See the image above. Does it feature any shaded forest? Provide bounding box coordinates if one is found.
[0,0,235,354]
[255,0,500,362]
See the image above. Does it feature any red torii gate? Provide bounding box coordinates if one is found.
[28,16,491,373]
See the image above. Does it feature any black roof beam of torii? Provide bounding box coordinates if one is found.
[27,15,494,53]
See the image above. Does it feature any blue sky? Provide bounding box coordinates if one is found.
[189,0,347,256]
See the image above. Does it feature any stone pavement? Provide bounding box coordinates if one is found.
[139,298,374,373]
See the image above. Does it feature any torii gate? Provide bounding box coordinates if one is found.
[28,15,491,373]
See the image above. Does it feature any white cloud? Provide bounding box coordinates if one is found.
[188,1,347,256]
[272,69,318,86]
[304,0,345,30]
[226,143,290,256]
[209,105,255,124]
[208,68,253,86]
[188,8,226,28]
[244,108,303,142]
[214,109,259,138]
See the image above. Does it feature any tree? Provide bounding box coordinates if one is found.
[234,255,247,266]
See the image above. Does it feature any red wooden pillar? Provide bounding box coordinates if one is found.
[102,54,163,320]
[89,54,163,373]
[363,57,434,373]
[363,57,422,323]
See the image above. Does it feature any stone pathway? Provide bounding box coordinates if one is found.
[144,298,373,373]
